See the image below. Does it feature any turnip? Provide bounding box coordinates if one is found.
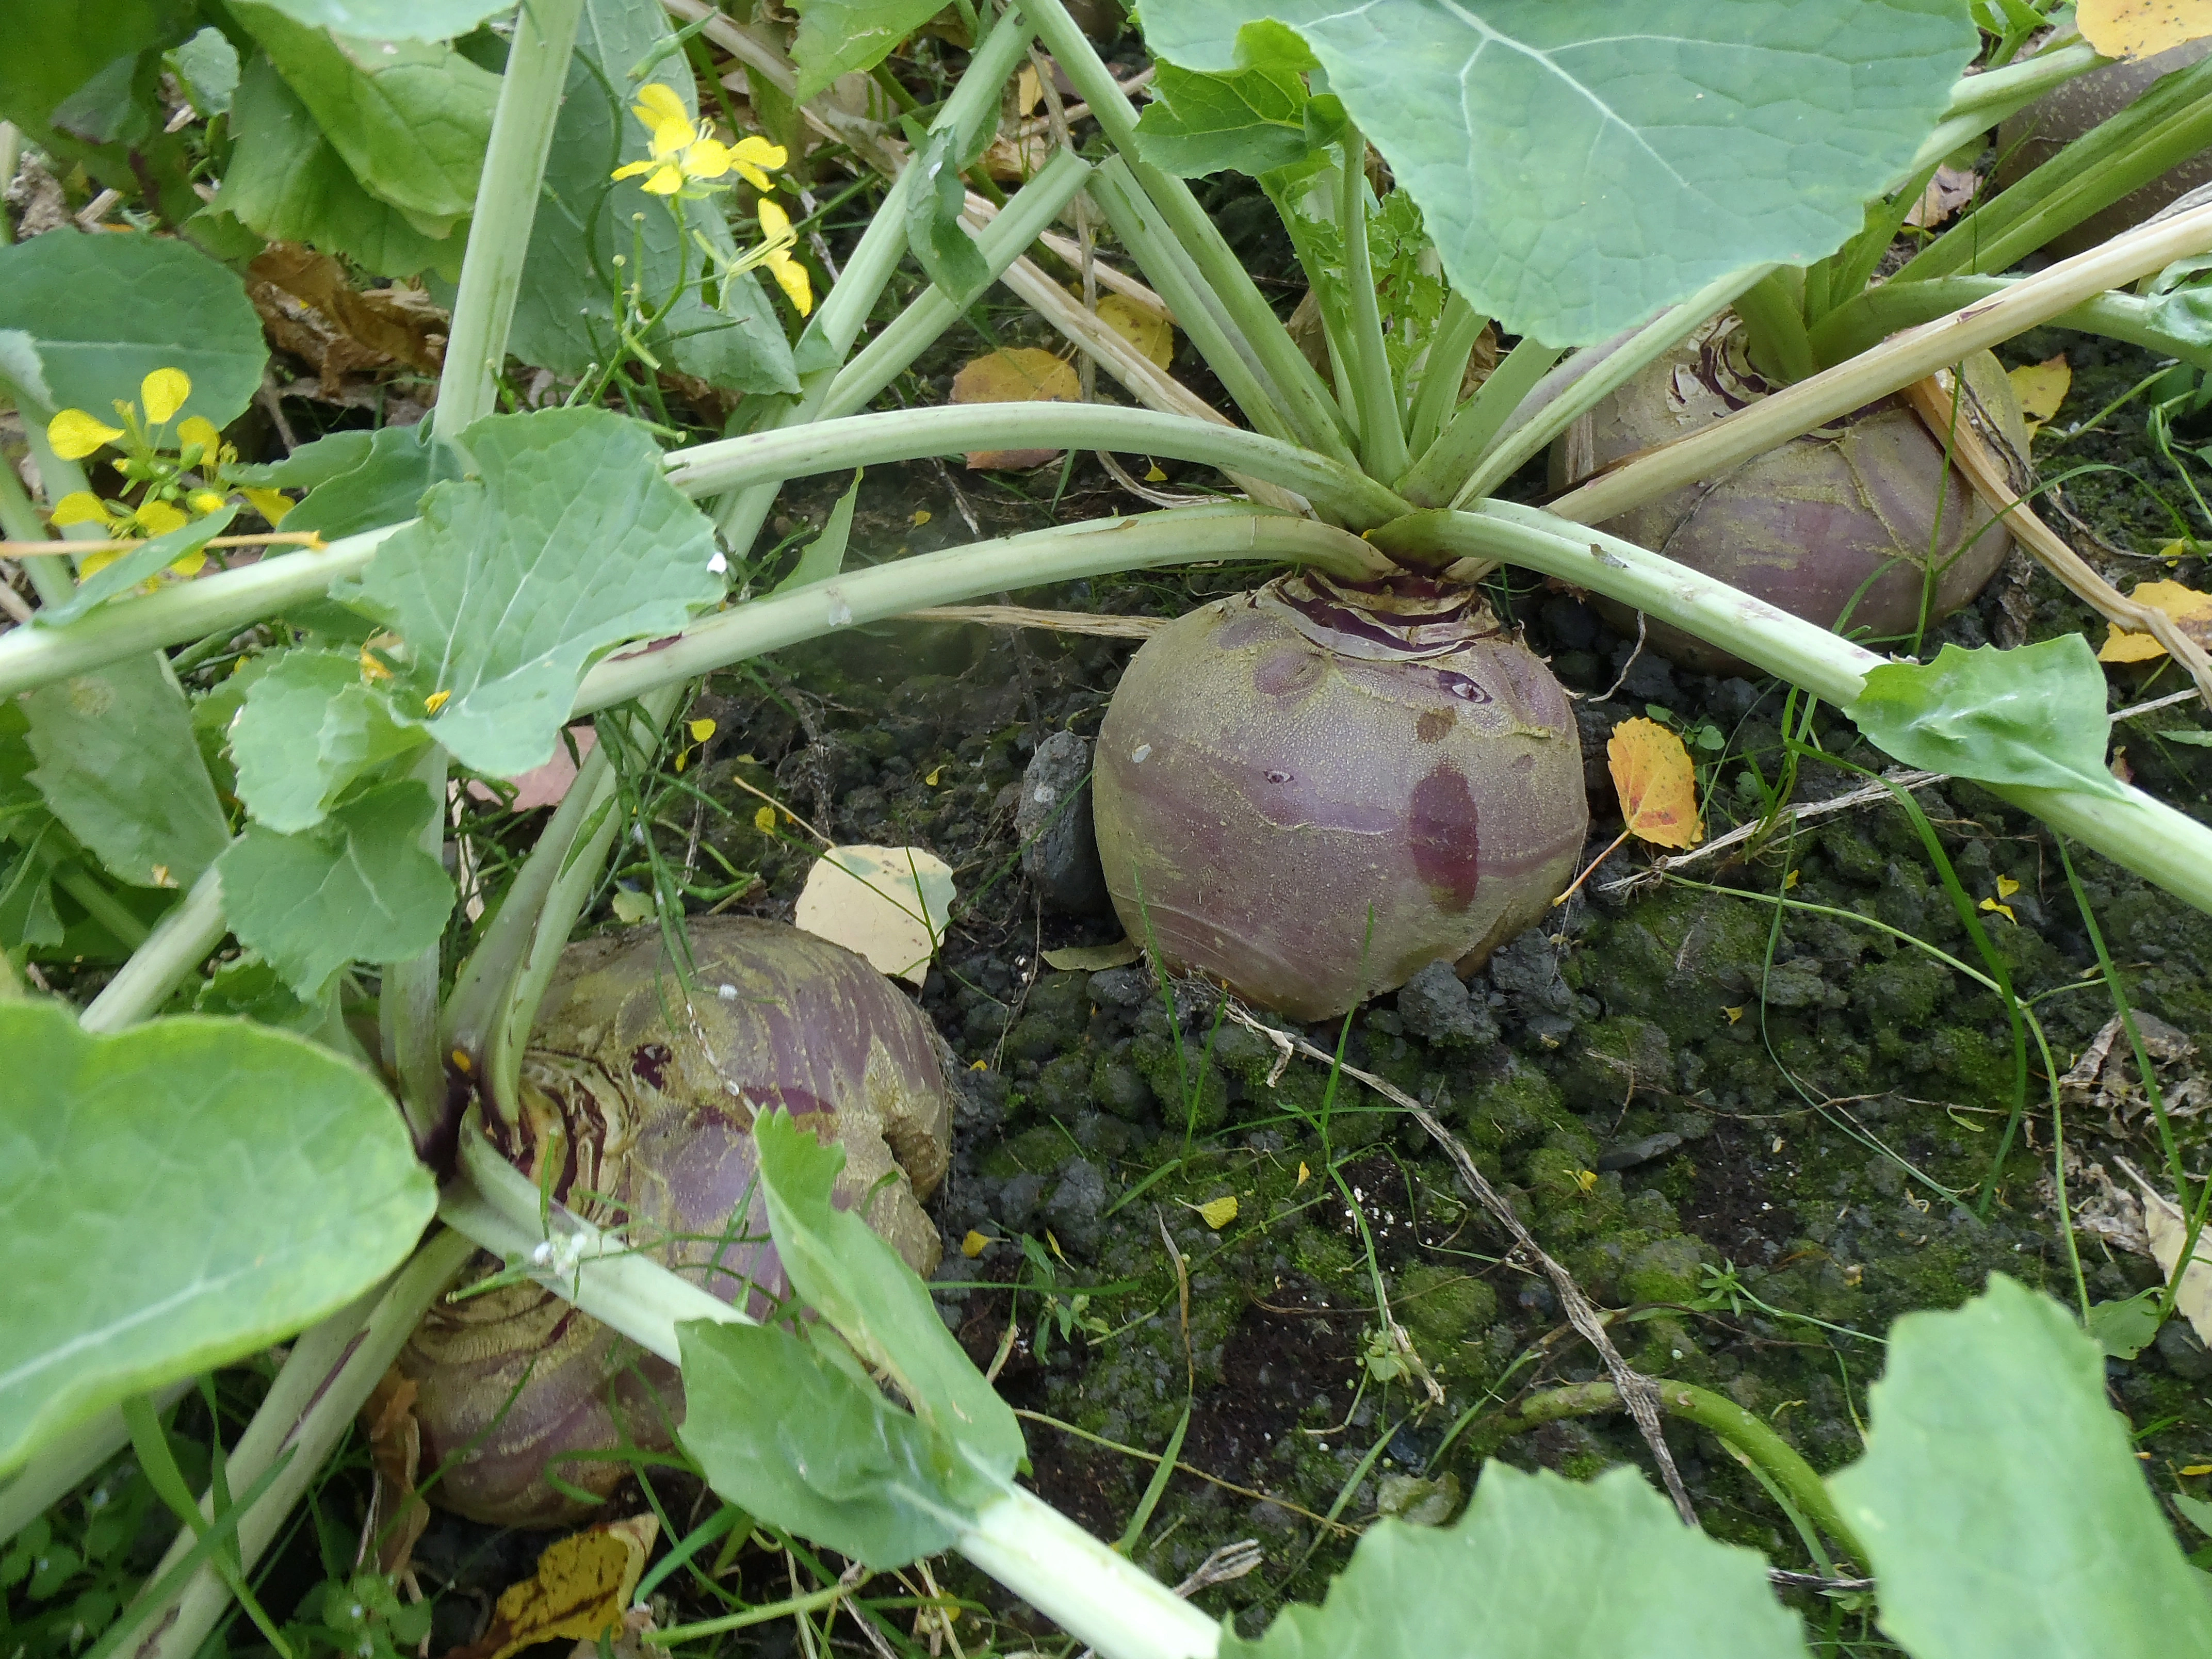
[399,919,954,1526]
[1562,319,2029,675]
[1092,572,1587,1021]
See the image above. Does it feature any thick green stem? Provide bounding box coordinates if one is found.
[1336,129,1408,481]
[1452,265,1776,508]
[381,748,449,1138]
[1810,274,2212,371]
[1380,502,2212,914]
[574,505,1390,716]
[78,863,226,1034]
[1899,53,2212,286]
[1399,335,1565,506]
[668,401,1407,526]
[823,150,1092,419]
[432,0,585,443]
[1943,39,2102,121]
[1404,292,1487,464]
[0,450,73,609]
[123,1234,473,1659]
[1551,200,2212,528]
[1507,1378,1866,1566]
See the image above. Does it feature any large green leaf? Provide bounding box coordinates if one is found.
[788,0,941,103]
[331,408,723,778]
[678,1318,996,1570]
[1847,637,2128,801]
[233,1,499,234]
[0,1,201,219]
[240,0,515,39]
[233,421,440,540]
[0,999,434,1481]
[1223,1463,1807,1659]
[507,0,798,393]
[24,654,231,890]
[214,53,462,281]
[216,780,454,997]
[1828,1276,2212,1658]
[229,652,427,834]
[752,1110,1025,1473]
[0,231,267,425]
[1137,0,1976,345]
[1134,31,1345,180]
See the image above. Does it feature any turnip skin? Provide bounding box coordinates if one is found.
[1093,575,1586,1022]
[400,919,953,1526]
[1569,322,2028,674]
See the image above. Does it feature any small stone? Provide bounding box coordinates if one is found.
[1395,959,1497,1047]
[1597,1131,1683,1172]
[1016,731,1111,916]
[1374,1471,1461,1527]
[1088,965,1147,1009]
[2156,1316,2212,1382]
[1044,1157,1109,1256]
[998,1170,1045,1230]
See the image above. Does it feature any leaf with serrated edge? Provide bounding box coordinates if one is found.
[1848,637,2128,800]
[26,653,231,889]
[752,1110,1025,1475]
[1222,1462,1806,1659]
[0,231,266,424]
[332,408,723,778]
[1138,0,1975,345]
[788,0,943,102]
[230,651,427,833]
[218,779,454,997]
[1829,1276,2212,1658]
[0,999,434,1480]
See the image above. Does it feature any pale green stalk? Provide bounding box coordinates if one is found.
[441,1133,1220,1659]
[1901,40,2104,184]
[78,863,226,1034]
[668,401,1406,526]
[1550,199,2212,527]
[0,450,74,609]
[0,123,18,246]
[7,385,100,606]
[1398,334,1564,506]
[0,1385,188,1546]
[573,505,1390,716]
[1810,274,2212,370]
[1450,265,1777,508]
[1336,128,1408,481]
[1404,292,1487,463]
[432,0,586,442]
[1379,502,2212,913]
[381,747,450,1129]
[822,149,1092,419]
[123,1234,474,1659]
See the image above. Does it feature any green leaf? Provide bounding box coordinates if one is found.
[234,421,439,539]
[193,951,332,1033]
[33,503,238,630]
[217,780,454,998]
[0,999,434,1481]
[1135,56,1326,180]
[0,230,267,425]
[904,126,991,306]
[1137,0,1976,345]
[237,0,516,40]
[2164,728,2212,747]
[752,1110,1025,1474]
[1829,1276,2212,1658]
[25,654,231,890]
[1221,1463,1806,1659]
[0,1,201,217]
[214,54,462,281]
[1847,637,2128,801]
[230,651,427,834]
[507,0,798,393]
[233,1,499,234]
[774,470,860,593]
[2086,1289,2164,1361]
[331,408,723,778]
[2178,1492,2212,1538]
[167,26,240,117]
[678,1317,994,1570]
[788,0,941,103]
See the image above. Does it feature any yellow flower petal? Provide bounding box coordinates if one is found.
[682,138,734,180]
[133,500,188,536]
[188,490,226,515]
[360,643,392,682]
[962,1230,989,1258]
[648,114,699,159]
[688,718,717,742]
[240,487,293,526]
[167,548,209,579]
[757,198,793,242]
[48,408,125,460]
[631,83,689,129]
[765,247,812,316]
[425,690,451,714]
[1197,1195,1238,1230]
[754,805,776,832]
[177,415,223,459]
[612,159,656,181]
[640,160,685,196]
[733,135,788,173]
[79,548,125,578]
[50,491,118,528]
[140,367,191,425]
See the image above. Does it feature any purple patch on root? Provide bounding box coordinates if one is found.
[1407,763,1482,912]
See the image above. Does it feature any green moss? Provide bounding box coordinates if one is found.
[1622,1235,1708,1306]
[1392,1264,1500,1355]
[1558,1017,1672,1113]
[1460,1061,1570,1150]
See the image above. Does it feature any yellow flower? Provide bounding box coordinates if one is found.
[48,408,125,460]
[50,491,122,529]
[240,486,294,526]
[133,500,188,537]
[614,82,749,196]
[425,689,451,714]
[756,199,812,316]
[728,135,787,191]
[188,490,226,515]
[177,415,225,462]
[140,368,191,426]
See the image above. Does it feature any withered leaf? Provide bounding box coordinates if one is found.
[949,346,1080,469]
[1606,717,1704,849]
[445,1514,659,1659]
[2097,579,2212,664]
[2078,0,2212,62]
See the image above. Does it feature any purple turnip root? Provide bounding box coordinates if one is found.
[1561,318,2028,675]
[1093,573,1586,1022]
[399,919,954,1527]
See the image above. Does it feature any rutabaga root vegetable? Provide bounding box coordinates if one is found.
[1093,574,1586,1022]
[1561,318,2028,675]
[400,919,954,1526]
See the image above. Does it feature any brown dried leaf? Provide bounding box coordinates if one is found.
[2120,1163,2212,1345]
[2097,579,2212,663]
[1606,717,1704,849]
[445,1515,659,1659]
[248,243,448,398]
[1901,163,1978,230]
[2078,0,2212,62]
[949,346,1081,469]
[359,1369,428,1577]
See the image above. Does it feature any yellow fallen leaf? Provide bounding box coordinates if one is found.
[1197,1195,1239,1229]
[1296,1161,1310,1186]
[925,765,944,786]
[1098,293,1174,371]
[2125,1166,2212,1345]
[2078,0,2212,62]
[1980,896,2017,924]
[2097,579,2212,663]
[753,804,776,832]
[1607,717,1704,849]
[688,717,716,742]
[1014,63,1042,115]
[611,888,654,924]
[1994,873,2021,899]
[2183,1463,2212,1477]
[452,1515,658,1659]
[949,346,1082,469]
[963,1229,989,1258]
[792,843,957,987]
[1723,1006,1745,1025]
[1144,463,1168,482]
[2007,352,2070,438]
[912,508,932,526]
